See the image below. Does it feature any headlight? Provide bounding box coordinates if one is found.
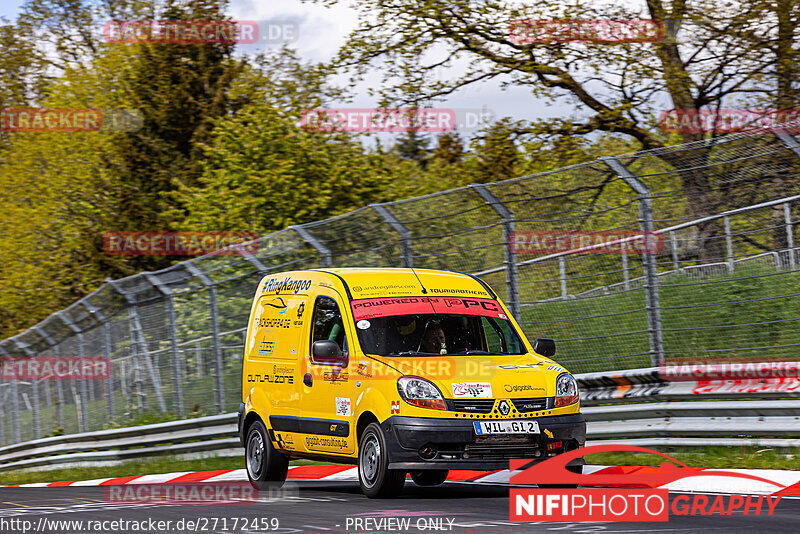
[397,376,446,410]
[555,373,579,407]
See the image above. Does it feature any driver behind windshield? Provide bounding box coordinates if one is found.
[421,325,447,354]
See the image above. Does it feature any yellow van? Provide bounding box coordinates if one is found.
[238,268,585,498]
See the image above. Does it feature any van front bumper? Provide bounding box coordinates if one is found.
[381,413,585,471]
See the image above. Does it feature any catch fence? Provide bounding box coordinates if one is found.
[2,128,800,446]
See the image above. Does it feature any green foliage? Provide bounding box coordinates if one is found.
[173,99,391,232]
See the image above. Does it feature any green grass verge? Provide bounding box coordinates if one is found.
[520,261,800,373]
[2,446,796,486]
[0,456,326,486]
[585,446,799,470]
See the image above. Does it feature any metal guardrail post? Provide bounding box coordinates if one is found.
[56,312,89,433]
[291,225,332,267]
[13,341,40,440]
[185,263,225,414]
[558,257,568,299]
[470,184,521,319]
[81,301,114,421]
[0,346,20,443]
[786,202,796,270]
[370,203,414,268]
[145,274,184,418]
[601,157,665,367]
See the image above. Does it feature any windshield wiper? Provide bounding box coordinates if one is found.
[389,351,441,357]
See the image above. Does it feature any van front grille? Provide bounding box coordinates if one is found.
[451,399,495,413]
[511,397,547,413]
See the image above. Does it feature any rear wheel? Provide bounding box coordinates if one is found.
[358,422,405,498]
[410,470,448,486]
[245,420,288,489]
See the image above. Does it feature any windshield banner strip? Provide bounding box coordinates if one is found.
[350,296,507,321]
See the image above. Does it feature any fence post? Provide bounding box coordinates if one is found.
[185,263,225,414]
[14,341,40,440]
[291,225,332,267]
[370,203,414,268]
[601,157,665,367]
[50,344,64,432]
[470,184,521,319]
[56,313,90,433]
[621,248,630,290]
[106,279,167,414]
[670,231,681,273]
[196,340,203,379]
[0,345,20,443]
[145,274,184,418]
[723,215,735,273]
[34,325,60,435]
[0,385,5,445]
[785,202,795,270]
[81,301,114,422]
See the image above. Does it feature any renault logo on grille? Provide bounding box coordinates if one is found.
[498,400,510,415]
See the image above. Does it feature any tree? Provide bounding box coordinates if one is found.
[318,0,800,258]
[174,96,390,233]
[394,128,430,166]
[104,0,246,272]
[472,119,520,183]
[431,132,463,165]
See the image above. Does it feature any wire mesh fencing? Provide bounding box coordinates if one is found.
[2,128,800,445]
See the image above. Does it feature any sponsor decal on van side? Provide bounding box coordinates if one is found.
[262,276,312,294]
[452,382,492,398]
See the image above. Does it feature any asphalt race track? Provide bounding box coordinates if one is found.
[0,482,797,534]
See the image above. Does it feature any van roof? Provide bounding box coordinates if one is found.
[320,268,496,300]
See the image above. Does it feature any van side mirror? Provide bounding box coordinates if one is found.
[312,340,348,366]
[533,338,556,357]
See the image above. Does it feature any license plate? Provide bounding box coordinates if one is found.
[473,420,540,435]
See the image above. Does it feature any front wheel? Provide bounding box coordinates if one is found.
[245,420,288,489]
[358,422,405,498]
[410,470,448,486]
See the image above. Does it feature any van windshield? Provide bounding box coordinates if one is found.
[353,313,526,357]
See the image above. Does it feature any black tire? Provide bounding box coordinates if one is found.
[410,470,448,487]
[358,422,405,498]
[245,419,288,490]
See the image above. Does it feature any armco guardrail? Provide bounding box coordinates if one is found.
[0,413,239,473]
[0,363,797,473]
